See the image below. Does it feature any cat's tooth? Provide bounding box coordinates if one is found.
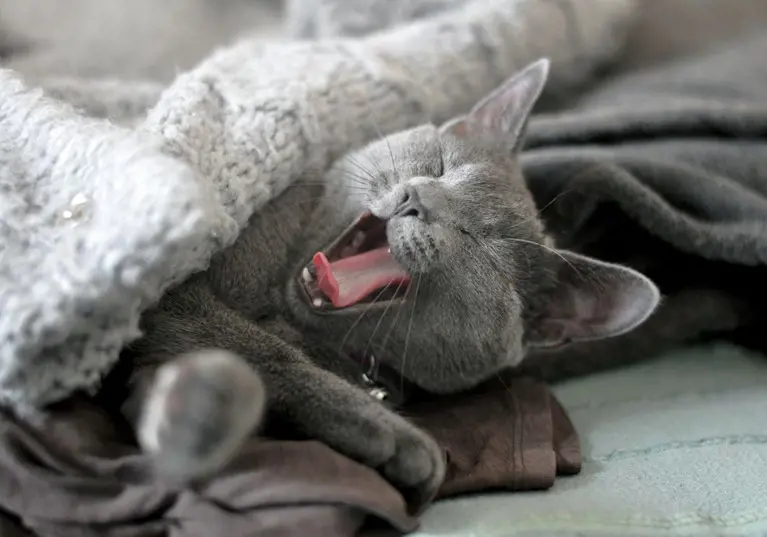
[368,386,389,401]
[351,232,365,248]
[302,267,313,282]
[312,297,324,308]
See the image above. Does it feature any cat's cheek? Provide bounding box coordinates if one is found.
[386,219,422,272]
[501,303,527,367]
[504,336,527,368]
[424,226,457,268]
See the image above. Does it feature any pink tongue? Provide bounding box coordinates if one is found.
[313,247,410,308]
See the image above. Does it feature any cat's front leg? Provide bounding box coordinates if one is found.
[131,285,444,506]
[135,347,444,508]
[267,357,446,510]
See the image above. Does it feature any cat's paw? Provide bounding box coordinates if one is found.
[377,415,446,511]
[137,349,265,482]
[328,404,446,512]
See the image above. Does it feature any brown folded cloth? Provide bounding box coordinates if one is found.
[0,377,579,537]
[412,377,580,497]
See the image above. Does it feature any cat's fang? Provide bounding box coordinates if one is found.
[312,297,324,308]
[368,386,388,401]
[302,267,313,283]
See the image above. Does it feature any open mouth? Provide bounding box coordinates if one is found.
[299,212,411,310]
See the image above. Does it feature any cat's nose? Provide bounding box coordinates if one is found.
[393,186,427,221]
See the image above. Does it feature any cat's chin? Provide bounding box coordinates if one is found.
[295,211,412,314]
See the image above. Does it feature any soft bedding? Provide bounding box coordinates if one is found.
[2,1,767,537]
[415,344,767,537]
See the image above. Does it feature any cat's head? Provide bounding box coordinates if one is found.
[297,59,660,393]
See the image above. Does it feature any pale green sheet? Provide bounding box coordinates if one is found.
[415,344,767,537]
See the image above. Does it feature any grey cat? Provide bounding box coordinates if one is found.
[122,59,663,502]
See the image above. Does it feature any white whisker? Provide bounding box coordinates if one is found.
[399,273,421,393]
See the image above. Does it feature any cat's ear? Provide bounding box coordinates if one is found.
[440,58,550,150]
[526,250,661,349]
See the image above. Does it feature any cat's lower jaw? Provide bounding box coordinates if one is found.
[137,350,265,483]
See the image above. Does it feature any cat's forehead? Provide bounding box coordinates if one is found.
[354,124,524,194]
[386,124,441,157]
[356,125,441,174]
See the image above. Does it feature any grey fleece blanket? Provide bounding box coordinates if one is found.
[0,0,639,411]
[519,34,767,374]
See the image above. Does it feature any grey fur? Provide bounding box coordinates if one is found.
[126,61,659,501]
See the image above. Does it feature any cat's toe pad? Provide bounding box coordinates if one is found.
[138,349,265,481]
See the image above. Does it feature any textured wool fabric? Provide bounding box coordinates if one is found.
[0,0,639,412]
[0,0,282,81]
